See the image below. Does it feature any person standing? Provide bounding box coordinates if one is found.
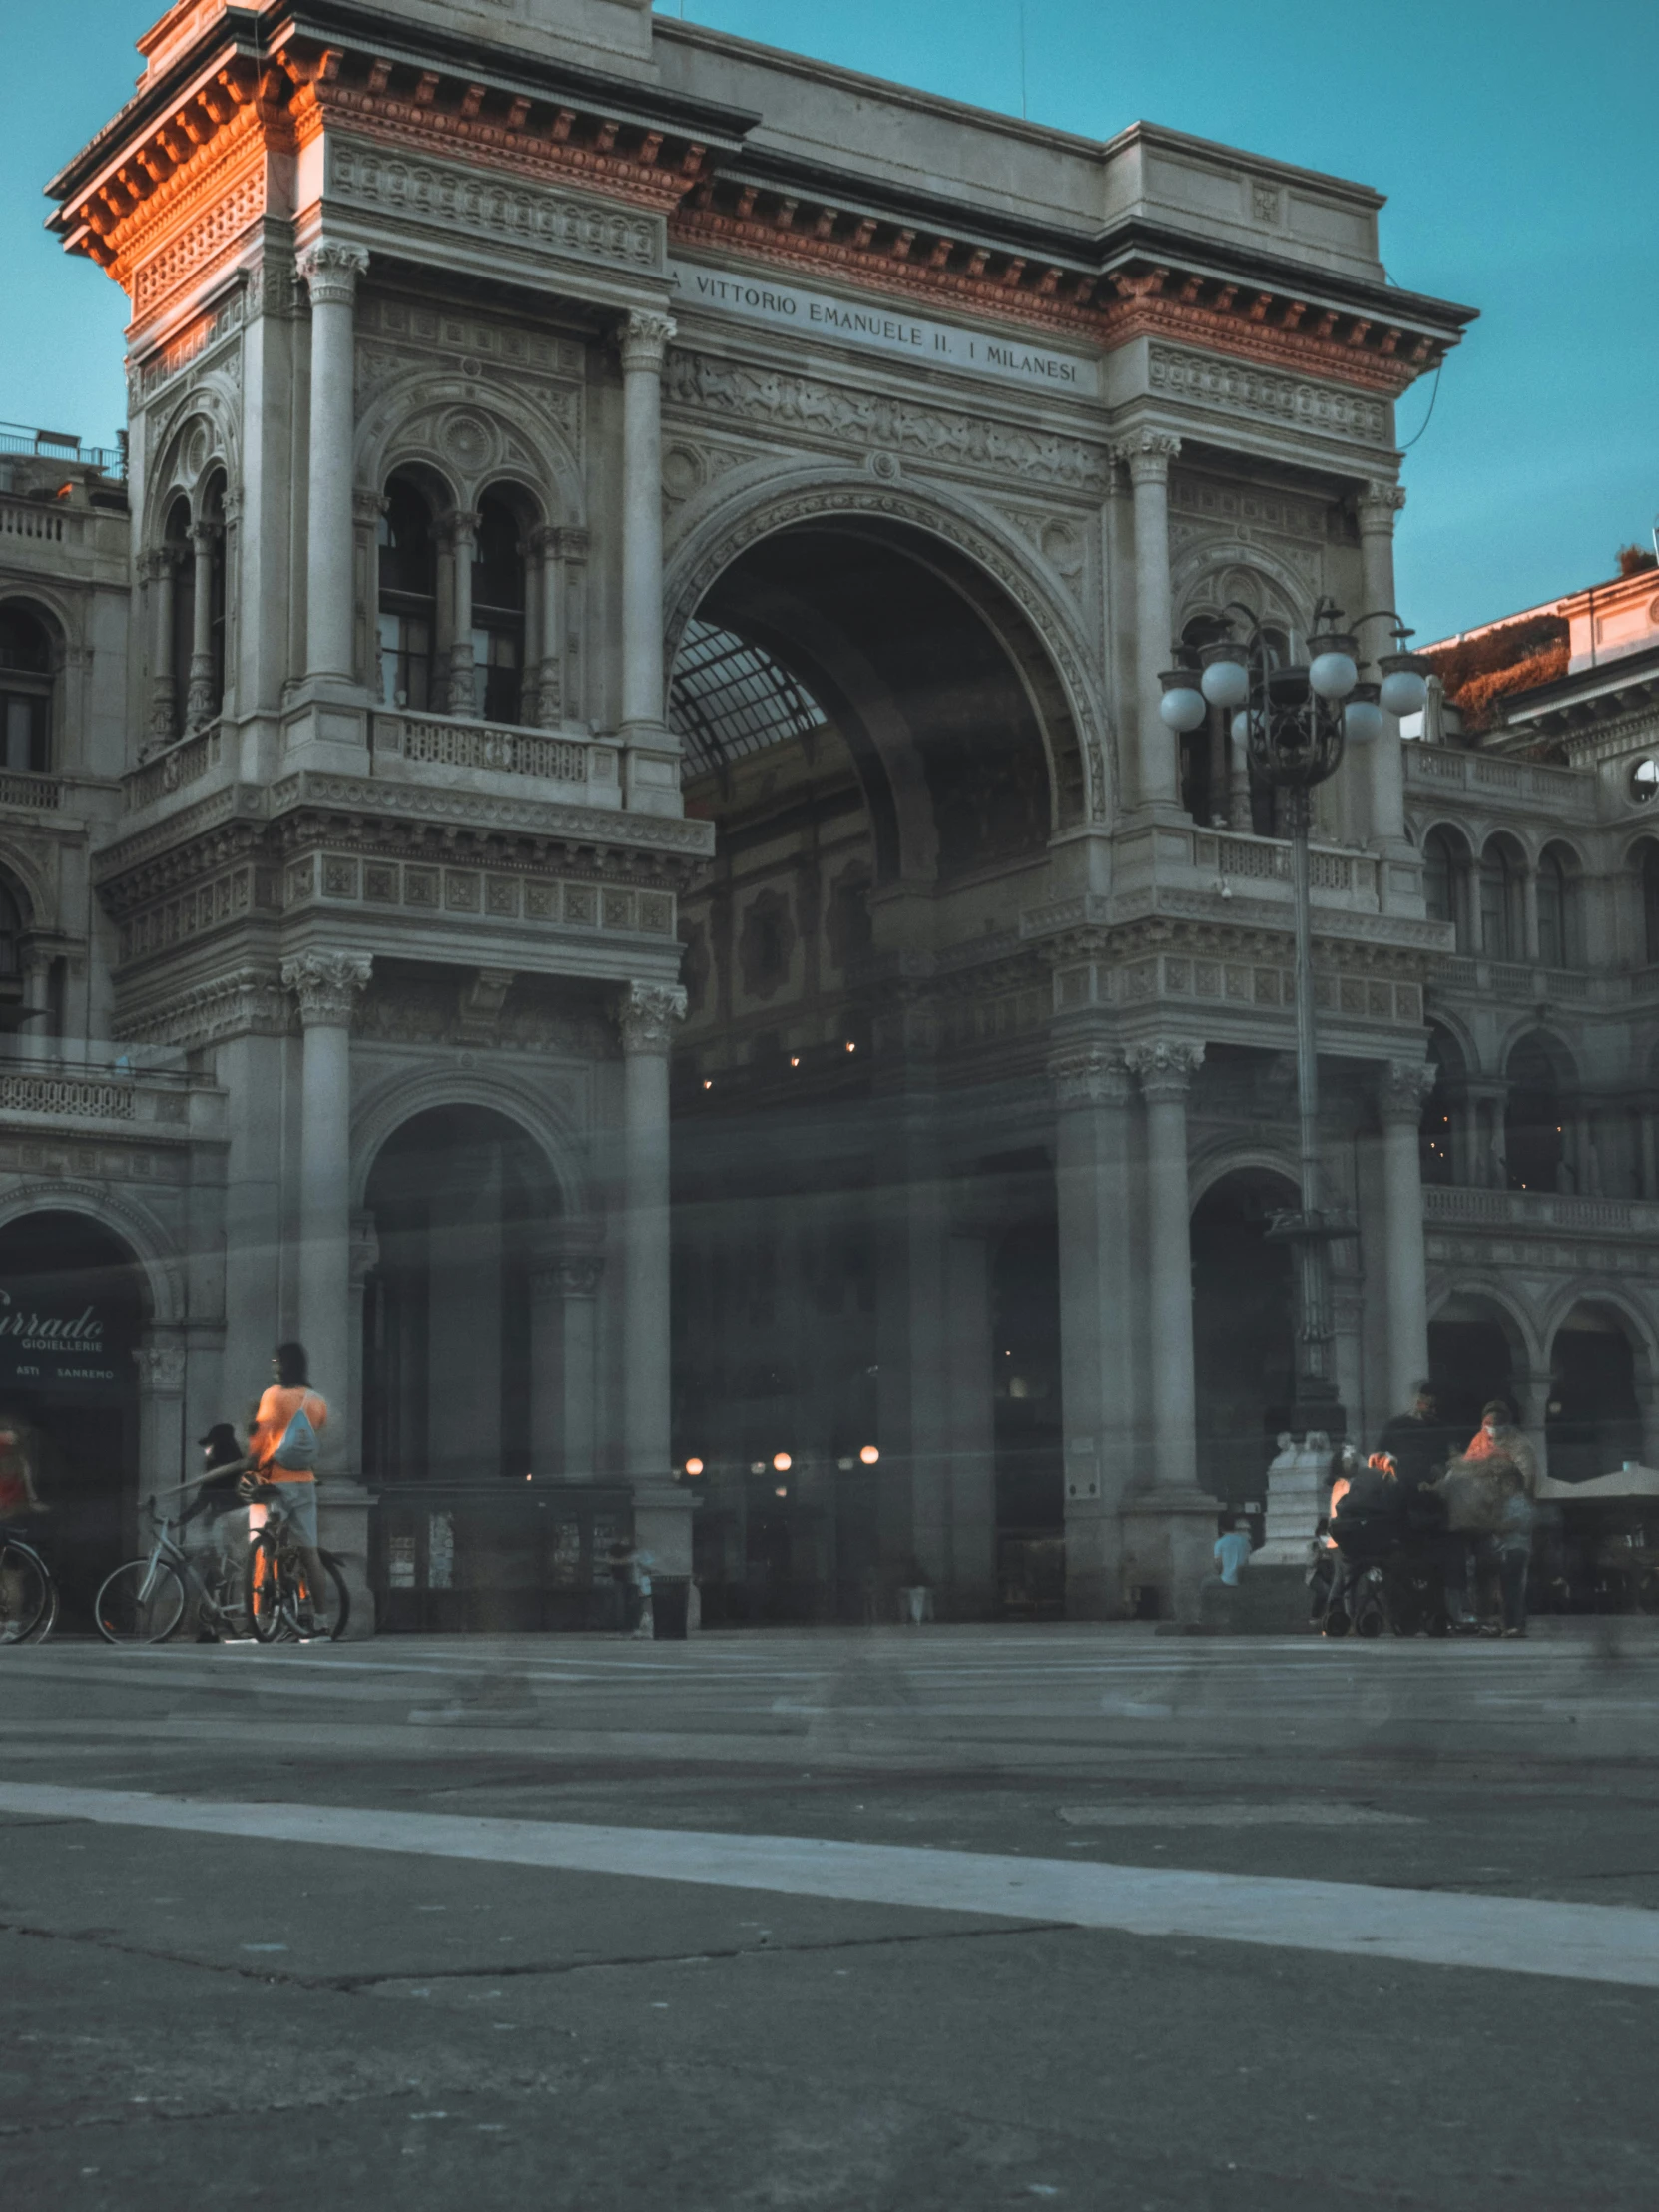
[1459,1399,1539,1636]
[1213,1514,1253,1588]
[1378,1382,1467,1627]
[242,1343,331,1637]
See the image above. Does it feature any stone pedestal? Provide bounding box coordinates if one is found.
[1120,1489,1220,1626]
[1223,1429,1338,1632]
[317,1478,376,1640]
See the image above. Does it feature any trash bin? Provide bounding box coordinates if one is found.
[652,1575,691,1640]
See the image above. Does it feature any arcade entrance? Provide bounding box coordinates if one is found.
[0,1210,144,1627]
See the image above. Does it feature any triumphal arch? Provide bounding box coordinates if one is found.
[43,0,1474,1621]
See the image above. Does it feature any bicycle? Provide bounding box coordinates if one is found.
[0,1519,57,1644]
[244,1483,350,1644]
[95,1486,249,1645]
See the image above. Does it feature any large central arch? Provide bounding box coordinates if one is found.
[665,475,1109,835]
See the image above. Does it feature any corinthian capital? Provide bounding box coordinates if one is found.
[1114,428,1182,485]
[283,949,373,1026]
[1049,1042,1132,1112]
[297,240,370,307]
[1125,1038,1205,1101]
[1378,1056,1436,1125]
[616,979,687,1056]
[1359,479,1407,532]
[621,309,677,375]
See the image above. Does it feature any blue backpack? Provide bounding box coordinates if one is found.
[273,1402,318,1472]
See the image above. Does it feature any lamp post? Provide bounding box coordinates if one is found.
[1156,600,1430,1439]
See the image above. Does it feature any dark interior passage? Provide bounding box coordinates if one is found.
[0,1210,144,1627]
[1192,1171,1295,1503]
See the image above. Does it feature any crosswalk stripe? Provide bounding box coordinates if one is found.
[4,1780,1659,1990]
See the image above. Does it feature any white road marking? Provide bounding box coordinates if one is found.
[3,1781,1658,1989]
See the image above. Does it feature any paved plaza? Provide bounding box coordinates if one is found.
[5,1624,1659,2207]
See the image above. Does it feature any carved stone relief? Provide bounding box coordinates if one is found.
[1149,342,1389,447]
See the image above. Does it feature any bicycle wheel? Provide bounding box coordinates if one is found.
[304,1551,351,1642]
[246,1529,297,1643]
[95,1556,187,1645]
[0,1538,52,1644]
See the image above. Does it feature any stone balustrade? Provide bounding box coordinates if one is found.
[0,767,65,812]
[1423,1184,1659,1238]
[1404,742,1596,819]
[123,725,222,812]
[370,709,621,806]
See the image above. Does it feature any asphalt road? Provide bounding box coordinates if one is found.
[5,1622,1659,2210]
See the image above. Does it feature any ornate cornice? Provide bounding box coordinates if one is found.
[670,195,1453,395]
[616,979,687,1056]
[112,964,289,1048]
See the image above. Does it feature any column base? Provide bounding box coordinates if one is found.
[631,1477,697,1628]
[1120,1488,1221,1625]
[281,685,371,776]
[1064,1508,1125,1621]
[1255,1432,1339,1569]
[619,726,684,817]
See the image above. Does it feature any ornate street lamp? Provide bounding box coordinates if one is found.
[1159,600,1430,1437]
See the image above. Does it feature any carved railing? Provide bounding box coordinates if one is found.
[1434,954,1595,1003]
[1423,1185,1659,1237]
[124,724,222,812]
[371,710,619,800]
[1404,743,1595,817]
[0,767,64,811]
[1196,830,1373,897]
[0,495,72,545]
[0,1072,135,1120]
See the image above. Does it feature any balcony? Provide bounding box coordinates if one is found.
[1432,953,1599,1004]
[1423,1185,1659,1239]
[1404,742,1597,822]
[369,709,622,810]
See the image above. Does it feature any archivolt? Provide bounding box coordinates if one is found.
[0,1180,187,1326]
[663,468,1114,829]
[350,1060,590,1219]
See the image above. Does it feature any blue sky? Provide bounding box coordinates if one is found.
[3,0,1654,637]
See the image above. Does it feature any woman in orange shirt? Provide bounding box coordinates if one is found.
[242,1341,331,1634]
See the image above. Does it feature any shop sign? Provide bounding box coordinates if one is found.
[0,1285,131,1403]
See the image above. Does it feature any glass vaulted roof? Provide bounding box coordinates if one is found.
[669,619,827,782]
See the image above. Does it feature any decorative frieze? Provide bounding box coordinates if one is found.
[664,349,1109,493]
[329,140,665,273]
[285,851,675,937]
[113,966,289,1048]
[1148,343,1390,447]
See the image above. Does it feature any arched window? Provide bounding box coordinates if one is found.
[1536,845,1574,968]
[471,492,527,724]
[0,605,54,772]
[0,878,24,978]
[1505,1034,1567,1192]
[1423,829,1458,931]
[1479,841,1522,960]
[201,470,227,718]
[1639,843,1659,967]
[377,477,437,711]
[164,496,193,730]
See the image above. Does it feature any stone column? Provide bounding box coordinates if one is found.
[1116,430,1182,814]
[296,241,369,686]
[1358,480,1409,848]
[530,524,563,728]
[1378,1060,1436,1413]
[281,950,372,1462]
[185,521,219,727]
[134,1337,189,1508]
[1127,1040,1205,1492]
[145,548,180,747]
[615,981,686,1481]
[558,526,590,726]
[1121,1040,1217,1624]
[1522,866,1541,964]
[529,1247,604,1480]
[943,1231,997,1619]
[616,980,691,1596]
[619,311,675,735]
[442,509,481,716]
[1051,1041,1135,1617]
[346,1212,379,1480]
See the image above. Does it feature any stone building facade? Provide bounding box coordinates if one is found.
[6,0,1646,1626]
